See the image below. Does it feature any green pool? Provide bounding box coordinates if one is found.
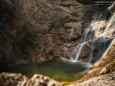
[0,59,88,81]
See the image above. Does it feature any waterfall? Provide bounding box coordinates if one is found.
[105,13,115,31]
[69,27,93,63]
[84,46,94,68]
[98,9,107,19]
[74,42,87,61]
[98,39,115,61]
[70,4,115,65]
[70,28,92,63]
[71,26,93,62]
[97,13,115,38]
[88,48,93,64]
[82,28,92,42]
[97,7,110,20]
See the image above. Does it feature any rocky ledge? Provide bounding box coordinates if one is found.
[0,73,63,86]
[69,71,115,86]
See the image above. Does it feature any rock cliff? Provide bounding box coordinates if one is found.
[0,0,115,86]
[0,0,106,65]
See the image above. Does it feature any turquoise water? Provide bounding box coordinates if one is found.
[1,59,88,81]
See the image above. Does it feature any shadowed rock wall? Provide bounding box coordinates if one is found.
[0,0,106,65]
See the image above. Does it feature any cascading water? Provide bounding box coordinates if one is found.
[74,42,87,61]
[98,39,115,61]
[70,28,93,63]
[104,12,115,32]
[82,28,92,42]
[70,5,115,67]
[70,28,93,62]
[84,44,94,68]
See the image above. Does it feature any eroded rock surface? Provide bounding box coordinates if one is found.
[71,2,115,63]
[0,73,63,86]
[0,0,105,65]
[69,71,115,86]
[72,39,115,84]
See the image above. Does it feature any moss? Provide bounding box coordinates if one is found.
[62,81,71,85]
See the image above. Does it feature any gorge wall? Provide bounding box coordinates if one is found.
[0,0,107,65]
[0,0,115,86]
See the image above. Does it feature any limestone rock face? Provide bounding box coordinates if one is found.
[0,0,103,65]
[91,13,115,39]
[71,2,115,63]
[69,71,115,86]
[90,2,115,39]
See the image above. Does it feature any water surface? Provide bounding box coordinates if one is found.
[0,59,88,81]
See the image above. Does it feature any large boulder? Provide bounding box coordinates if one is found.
[0,73,63,86]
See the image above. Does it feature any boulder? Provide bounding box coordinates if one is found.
[0,73,63,86]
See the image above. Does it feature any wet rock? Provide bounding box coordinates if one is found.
[91,20,107,32]
[90,3,115,39]
[71,38,111,63]
[74,39,115,83]
[68,38,115,85]
[70,2,115,63]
